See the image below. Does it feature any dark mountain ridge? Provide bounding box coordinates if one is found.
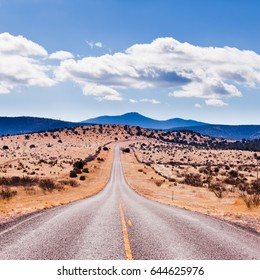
[82,112,207,129]
[172,124,260,140]
[0,116,83,136]
[0,113,260,140]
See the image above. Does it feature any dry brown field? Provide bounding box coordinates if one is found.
[0,125,259,233]
[120,139,260,233]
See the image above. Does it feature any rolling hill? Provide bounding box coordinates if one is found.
[172,124,260,140]
[0,116,82,135]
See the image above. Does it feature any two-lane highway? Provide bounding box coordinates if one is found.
[0,144,260,259]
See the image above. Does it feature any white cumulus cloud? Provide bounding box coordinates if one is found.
[55,37,260,102]
[2,33,260,104]
[205,99,228,107]
[83,83,122,101]
[0,32,55,94]
[0,32,47,57]
[49,51,74,60]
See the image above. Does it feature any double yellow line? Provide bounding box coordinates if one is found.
[118,196,133,260]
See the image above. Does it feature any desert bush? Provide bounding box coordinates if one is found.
[168,178,176,182]
[122,147,130,153]
[23,186,36,195]
[224,176,242,186]
[38,179,62,192]
[69,170,77,178]
[74,168,82,174]
[0,187,17,200]
[183,173,203,187]
[209,183,226,199]
[2,145,9,150]
[251,179,260,194]
[73,161,84,169]
[82,168,89,173]
[240,192,260,208]
[154,179,164,187]
[239,180,260,208]
[60,179,78,187]
[229,170,238,177]
[0,176,39,186]
[214,167,220,173]
[79,175,86,181]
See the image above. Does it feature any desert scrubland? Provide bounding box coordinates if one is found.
[121,136,260,233]
[0,125,136,223]
[0,125,259,233]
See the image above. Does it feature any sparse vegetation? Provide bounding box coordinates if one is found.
[69,170,77,178]
[38,179,63,192]
[183,173,203,187]
[122,147,130,153]
[79,175,86,181]
[1,123,260,232]
[0,187,17,200]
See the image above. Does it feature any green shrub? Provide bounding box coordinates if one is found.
[79,175,86,181]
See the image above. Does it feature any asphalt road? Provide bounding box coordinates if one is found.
[0,144,260,260]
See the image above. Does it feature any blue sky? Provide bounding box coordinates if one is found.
[0,0,260,124]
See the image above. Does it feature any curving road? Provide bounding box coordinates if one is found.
[0,144,260,260]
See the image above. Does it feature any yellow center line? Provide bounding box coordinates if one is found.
[118,198,133,260]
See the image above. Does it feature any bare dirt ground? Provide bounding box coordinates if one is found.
[120,141,260,233]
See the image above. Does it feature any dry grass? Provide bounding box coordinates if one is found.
[0,141,114,224]
[0,125,151,223]
[120,142,260,233]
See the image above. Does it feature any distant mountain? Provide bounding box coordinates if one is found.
[0,117,82,136]
[82,112,207,129]
[172,124,260,140]
[1,114,259,140]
